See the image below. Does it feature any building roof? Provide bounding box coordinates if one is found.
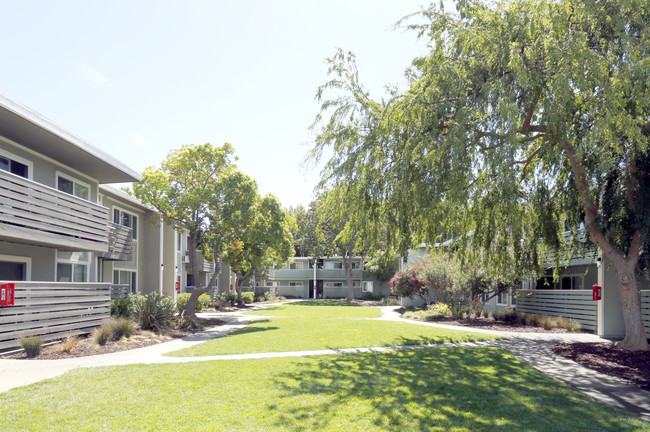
[0,92,141,183]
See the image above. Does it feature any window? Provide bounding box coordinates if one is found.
[0,255,31,280]
[176,232,182,251]
[57,252,89,283]
[113,269,137,293]
[324,282,343,288]
[289,262,305,270]
[362,281,373,293]
[57,174,89,200]
[113,208,138,240]
[0,150,31,179]
[324,261,343,269]
[57,263,88,282]
[351,261,361,270]
[561,275,584,290]
[289,282,303,287]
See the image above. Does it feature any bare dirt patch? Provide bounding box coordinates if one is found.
[550,342,650,391]
[406,316,576,333]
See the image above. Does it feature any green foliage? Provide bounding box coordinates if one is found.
[197,293,211,311]
[19,336,43,358]
[130,292,175,331]
[92,326,112,346]
[310,0,650,347]
[241,292,255,304]
[561,318,583,332]
[111,298,131,318]
[491,309,520,324]
[218,292,237,306]
[176,293,211,312]
[175,293,191,312]
[381,296,400,306]
[107,318,136,340]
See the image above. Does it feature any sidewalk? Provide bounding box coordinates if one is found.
[0,304,648,422]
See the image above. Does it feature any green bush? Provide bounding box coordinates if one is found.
[176,293,212,312]
[481,309,489,319]
[381,296,401,306]
[492,308,520,323]
[111,298,131,318]
[218,292,237,306]
[107,317,136,340]
[264,291,271,301]
[241,292,255,304]
[20,336,43,358]
[427,302,451,319]
[525,314,541,327]
[92,326,112,346]
[130,292,175,331]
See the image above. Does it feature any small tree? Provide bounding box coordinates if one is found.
[133,143,235,318]
[223,194,295,306]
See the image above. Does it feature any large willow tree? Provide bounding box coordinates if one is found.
[311,0,650,350]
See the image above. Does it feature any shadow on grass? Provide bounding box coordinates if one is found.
[284,300,361,307]
[266,347,643,431]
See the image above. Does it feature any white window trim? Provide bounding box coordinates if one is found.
[56,171,91,201]
[113,205,139,240]
[0,148,33,180]
[558,274,585,290]
[113,267,137,293]
[0,254,32,280]
[56,251,90,282]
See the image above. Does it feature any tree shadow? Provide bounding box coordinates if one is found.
[265,347,642,431]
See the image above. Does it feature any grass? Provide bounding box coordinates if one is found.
[168,301,502,356]
[0,347,647,431]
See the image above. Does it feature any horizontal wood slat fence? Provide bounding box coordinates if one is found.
[0,170,109,252]
[515,289,597,331]
[642,290,650,336]
[0,282,111,352]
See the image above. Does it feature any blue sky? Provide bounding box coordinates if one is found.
[0,1,433,208]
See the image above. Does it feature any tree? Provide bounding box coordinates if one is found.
[133,143,237,319]
[312,0,650,349]
[223,193,295,306]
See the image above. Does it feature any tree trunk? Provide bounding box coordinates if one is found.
[609,257,649,351]
[236,275,245,307]
[343,253,354,302]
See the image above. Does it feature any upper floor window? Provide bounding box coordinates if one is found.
[113,208,138,240]
[0,150,31,179]
[324,261,343,270]
[57,173,89,200]
[289,261,305,270]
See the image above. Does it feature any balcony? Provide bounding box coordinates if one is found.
[273,268,363,281]
[186,250,215,273]
[0,169,109,252]
[97,222,133,261]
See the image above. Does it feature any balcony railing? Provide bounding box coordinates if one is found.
[273,268,363,280]
[0,169,109,252]
[98,222,133,261]
[186,251,215,273]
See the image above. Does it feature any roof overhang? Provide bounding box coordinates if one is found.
[0,92,142,183]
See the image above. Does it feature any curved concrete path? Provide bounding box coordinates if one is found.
[0,304,648,422]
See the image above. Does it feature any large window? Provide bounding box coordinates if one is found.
[57,252,89,283]
[324,261,343,270]
[113,269,137,293]
[57,173,89,200]
[0,255,31,280]
[113,208,138,240]
[0,150,31,179]
[289,261,305,270]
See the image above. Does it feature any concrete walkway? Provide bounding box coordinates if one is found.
[0,304,648,422]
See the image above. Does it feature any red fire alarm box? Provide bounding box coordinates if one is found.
[592,284,602,301]
[175,281,180,291]
[0,283,15,307]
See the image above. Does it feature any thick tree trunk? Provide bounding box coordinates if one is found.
[609,258,649,351]
[342,253,354,301]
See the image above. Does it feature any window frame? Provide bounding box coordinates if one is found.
[113,206,139,240]
[113,268,137,294]
[0,148,32,180]
[56,171,91,201]
[0,254,32,280]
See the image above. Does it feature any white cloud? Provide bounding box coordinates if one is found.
[75,62,110,86]
[130,131,151,149]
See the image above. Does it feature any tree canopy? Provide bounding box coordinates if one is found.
[311,0,650,349]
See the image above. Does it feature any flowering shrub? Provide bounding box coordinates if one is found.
[389,265,428,302]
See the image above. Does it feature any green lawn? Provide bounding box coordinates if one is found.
[168,301,502,356]
[1,347,647,431]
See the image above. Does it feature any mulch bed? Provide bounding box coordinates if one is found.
[408,316,573,333]
[550,342,650,391]
[4,317,225,360]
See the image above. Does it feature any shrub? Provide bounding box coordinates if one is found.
[427,302,451,319]
[264,291,271,301]
[92,326,112,346]
[525,314,541,327]
[111,298,131,317]
[560,317,582,332]
[381,296,401,306]
[218,292,237,306]
[481,309,489,319]
[130,292,175,331]
[197,294,211,310]
[20,336,43,358]
[107,317,136,340]
[255,295,266,302]
[539,315,559,330]
[241,292,255,304]
[492,308,520,323]
[58,336,79,353]
[176,293,191,312]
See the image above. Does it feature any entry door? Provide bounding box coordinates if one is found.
[0,261,26,280]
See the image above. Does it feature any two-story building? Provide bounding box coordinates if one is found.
[262,256,390,299]
[0,93,225,352]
